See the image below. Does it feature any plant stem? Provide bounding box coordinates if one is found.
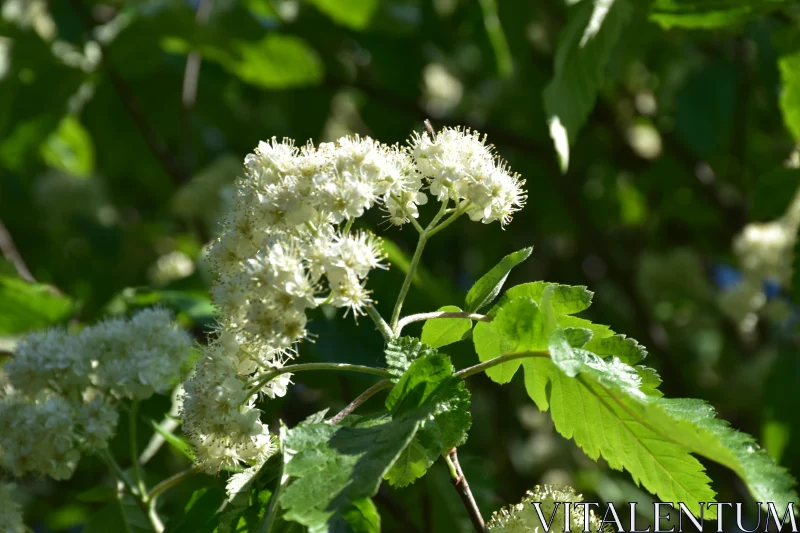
[259,425,287,533]
[99,449,140,498]
[328,379,393,425]
[444,448,486,533]
[390,232,428,331]
[389,200,450,331]
[146,467,198,504]
[455,351,549,379]
[246,363,393,396]
[129,400,148,499]
[365,305,393,342]
[395,311,490,334]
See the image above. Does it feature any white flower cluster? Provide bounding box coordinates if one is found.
[721,187,800,332]
[411,127,526,225]
[0,483,24,533]
[487,485,606,533]
[0,309,192,479]
[181,127,526,473]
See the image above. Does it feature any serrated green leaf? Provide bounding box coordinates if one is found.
[307,0,379,29]
[279,415,419,532]
[504,282,593,315]
[464,247,533,312]
[0,269,75,335]
[279,351,471,526]
[384,336,437,382]
[587,334,648,365]
[544,0,633,171]
[518,328,798,516]
[384,353,471,487]
[649,0,789,28]
[421,305,473,348]
[472,284,559,384]
[780,50,800,142]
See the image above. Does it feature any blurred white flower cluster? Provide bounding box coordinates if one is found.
[0,482,24,533]
[0,309,192,479]
[182,127,526,473]
[721,186,800,333]
[487,485,604,533]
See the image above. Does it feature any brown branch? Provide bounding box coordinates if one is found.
[445,448,486,533]
[67,0,188,187]
[0,219,35,282]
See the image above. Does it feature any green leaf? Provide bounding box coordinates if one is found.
[472,283,562,384]
[384,354,471,487]
[280,352,471,528]
[307,0,379,29]
[780,50,800,142]
[76,485,116,503]
[543,0,633,171]
[421,305,473,348]
[84,494,152,533]
[146,417,195,462]
[519,328,798,516]
[162,35,322,89]
[279,415,418,532]
[166,488,225,533]
[384,336,437,382]
[338,498,381,532]
[464,247,533,312]
[0,268,75,335]
[649,0,789,28]
[40,115,95,178]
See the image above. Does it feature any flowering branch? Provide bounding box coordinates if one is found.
[395,311,491,334]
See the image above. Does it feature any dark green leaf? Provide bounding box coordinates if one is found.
[543,0,633,171]
[307,0,379,29]
[650,0,789,28]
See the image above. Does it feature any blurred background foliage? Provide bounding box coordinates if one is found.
[2,0,800,531]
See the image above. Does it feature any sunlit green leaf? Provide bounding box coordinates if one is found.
[421,305,472,348]
[464,247,533,313]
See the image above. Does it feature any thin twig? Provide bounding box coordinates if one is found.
[396,311,490,333]
[181,0,215,173]
[327,379,392,425]
[67,0,188,187]
[0,218,35,282]
[445,449,486,533]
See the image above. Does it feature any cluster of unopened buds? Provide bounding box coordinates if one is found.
[181,125,526,473]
